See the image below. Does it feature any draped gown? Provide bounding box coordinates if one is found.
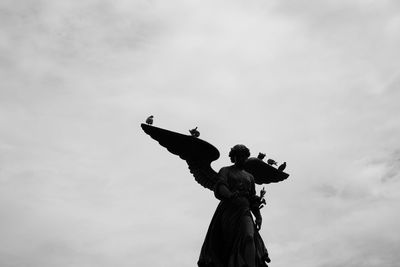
[198,165,270,267]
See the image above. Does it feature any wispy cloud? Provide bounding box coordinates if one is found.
[0,0,399,266]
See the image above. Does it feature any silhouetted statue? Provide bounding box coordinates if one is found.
[141,123,289,267]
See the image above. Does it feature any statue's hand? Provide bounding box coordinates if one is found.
[255,217,262,230]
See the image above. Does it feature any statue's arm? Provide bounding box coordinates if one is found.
[214,167,234,200]
[249,175,262,220]
[252,205,262,221]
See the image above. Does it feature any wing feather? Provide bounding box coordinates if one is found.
[244,157,289,185]
[187,160,218,190]
[141,123,219,190]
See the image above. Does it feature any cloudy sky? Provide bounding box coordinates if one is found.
[1,0,400,266]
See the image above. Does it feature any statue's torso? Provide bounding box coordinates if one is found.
[225,166,253,194]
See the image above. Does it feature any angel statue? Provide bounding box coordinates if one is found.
[141,123,289,267]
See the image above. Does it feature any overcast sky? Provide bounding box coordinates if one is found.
[1,0,400,266]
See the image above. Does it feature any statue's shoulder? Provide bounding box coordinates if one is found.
[218,165,235,176]
[244,169,255,181]
[219,165,235,172]
[243,168,254,176]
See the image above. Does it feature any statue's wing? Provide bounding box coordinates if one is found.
[141,123,220,191]
[244,157,289,185]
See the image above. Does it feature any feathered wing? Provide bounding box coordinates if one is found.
[244,157,289,185]
[141,123,220,191]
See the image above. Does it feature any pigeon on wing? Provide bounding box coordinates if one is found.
[257,153,266,160]
[189,127,200,137]
[145,115,154,125]
[278,162,286,171]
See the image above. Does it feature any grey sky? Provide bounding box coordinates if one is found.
[1,0,400,266]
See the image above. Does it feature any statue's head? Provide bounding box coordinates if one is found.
[229,144,250,164]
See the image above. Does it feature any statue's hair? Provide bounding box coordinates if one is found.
[229,144,250,163]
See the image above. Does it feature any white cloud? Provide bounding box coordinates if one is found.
[0,0,400,266]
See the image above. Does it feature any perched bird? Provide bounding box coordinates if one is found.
[189,127,200,137]
[267,159,278,166]
[257,152,266,160]
[278,162,287,171]
[145,115,154,125]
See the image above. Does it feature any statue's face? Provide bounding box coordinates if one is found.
[234,154,247,166]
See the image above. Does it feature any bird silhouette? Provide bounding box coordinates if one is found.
[278,162,286,171]
[267,159,277,166]
[189,127,200,137]
[145,115,154,125]
[257,152,266,160]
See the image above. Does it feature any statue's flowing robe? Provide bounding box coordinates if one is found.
[198,167,269,267]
